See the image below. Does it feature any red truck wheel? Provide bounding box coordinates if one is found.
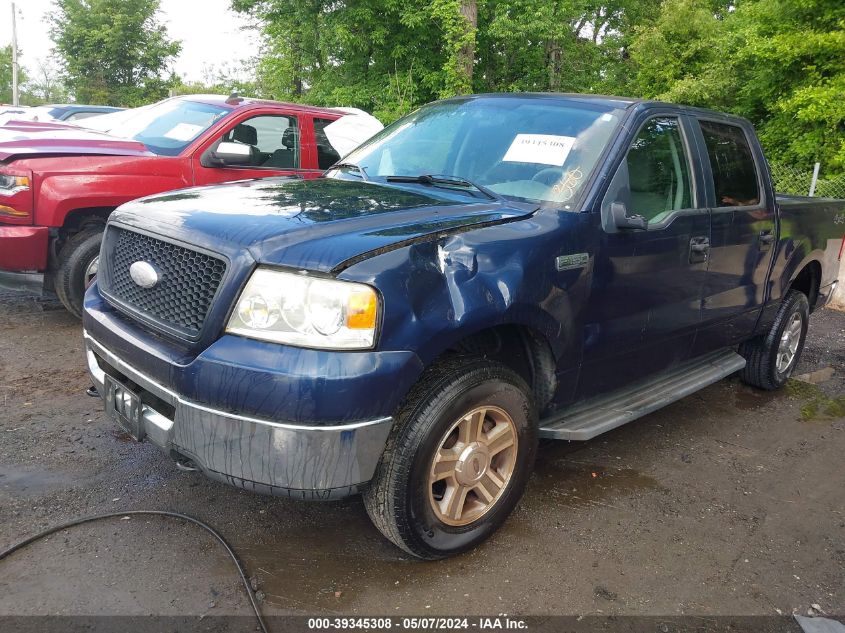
[54,226,104,319]
[364,356,538,559]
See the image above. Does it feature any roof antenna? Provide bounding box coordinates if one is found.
[225,90,243,105]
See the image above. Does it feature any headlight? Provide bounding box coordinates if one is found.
[0,174,30,196]
[226,268,379,350]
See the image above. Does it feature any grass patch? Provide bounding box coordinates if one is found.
[786,379,845,421]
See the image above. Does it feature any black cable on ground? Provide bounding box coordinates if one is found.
[0,510,269,633]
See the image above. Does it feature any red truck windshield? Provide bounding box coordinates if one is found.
[85,99,229,156]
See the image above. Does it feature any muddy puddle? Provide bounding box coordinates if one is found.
[530,446,661,507]
[231,450,661,613]
[233,507,443,613]
[732,384,785,411]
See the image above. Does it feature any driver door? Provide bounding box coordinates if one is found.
[576,114,711,399]
[192,113,305,185]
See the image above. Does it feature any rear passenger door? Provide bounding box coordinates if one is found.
[577,114,710,399]
[691,118,776,354]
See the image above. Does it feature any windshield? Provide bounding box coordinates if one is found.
[80,98,229,156]
[330,97,623,206]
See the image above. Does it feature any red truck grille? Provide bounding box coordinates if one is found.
[98,226,227,340]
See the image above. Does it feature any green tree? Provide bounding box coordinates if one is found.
[624,0,726,102]
[233,0,450,120]
[735,0,845,171]
[23,59,68,105]
[479,0,659,95]
[170,61,259,98]
[233,0,658,121]
[233,0,845,175]
[429,0,478,96]
[49,0,182,106]
[625,0,845,172]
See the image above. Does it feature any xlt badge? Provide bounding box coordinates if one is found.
[555,253,589,271]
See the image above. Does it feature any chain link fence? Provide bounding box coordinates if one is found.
[769,163,845,198]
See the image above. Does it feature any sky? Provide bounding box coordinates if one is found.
[0,0,259,83]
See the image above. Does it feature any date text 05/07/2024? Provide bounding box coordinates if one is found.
[307,617,528,630]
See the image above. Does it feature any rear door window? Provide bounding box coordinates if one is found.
[314,117,343,170]
[699,120,760,207]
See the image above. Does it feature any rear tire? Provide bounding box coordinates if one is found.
[739,289,809,390]
[54,226,103,319]
[364,356,537,559]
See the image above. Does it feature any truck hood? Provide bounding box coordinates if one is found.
[0,122,152,161]
[111,177,537,272]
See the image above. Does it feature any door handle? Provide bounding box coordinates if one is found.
[689,236,709,263]
[759,229,775,247]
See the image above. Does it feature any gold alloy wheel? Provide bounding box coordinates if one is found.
[428,406,518,527]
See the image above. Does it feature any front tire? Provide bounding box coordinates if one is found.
[54,226,103,319]
[364,357,537,559]
[739,289,809,390]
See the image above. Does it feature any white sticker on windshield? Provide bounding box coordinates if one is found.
[163,123,204,142]
[502,134,576,166]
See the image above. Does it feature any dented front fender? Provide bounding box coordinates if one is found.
[339,210,596,371]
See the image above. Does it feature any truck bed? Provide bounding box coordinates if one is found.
[775,193,844,294]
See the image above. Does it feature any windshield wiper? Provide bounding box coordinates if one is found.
[385,174,502,201]
[330,161,369,181]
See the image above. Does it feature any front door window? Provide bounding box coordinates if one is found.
[626,117,693,223]
[219,115,300,169]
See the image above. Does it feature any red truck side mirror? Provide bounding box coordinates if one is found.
[202,142,256,168]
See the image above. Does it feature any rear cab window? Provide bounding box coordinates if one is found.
[698,120,761,207]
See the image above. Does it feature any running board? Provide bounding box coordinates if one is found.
[538,350,746,441]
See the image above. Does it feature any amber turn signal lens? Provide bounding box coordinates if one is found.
[346,288,378,329]
[0,204,28,217]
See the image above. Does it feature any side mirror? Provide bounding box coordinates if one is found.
[610,201,648,231]
[203,141,254,167]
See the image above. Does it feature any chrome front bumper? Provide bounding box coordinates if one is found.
[84,332,393,499]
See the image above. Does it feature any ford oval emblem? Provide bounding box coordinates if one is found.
[129,261,159,289]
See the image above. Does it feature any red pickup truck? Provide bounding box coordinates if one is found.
[0,95,379,316]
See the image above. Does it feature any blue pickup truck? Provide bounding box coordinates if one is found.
[82,94,844,559]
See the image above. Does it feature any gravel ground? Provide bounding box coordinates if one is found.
[0,291,842,621]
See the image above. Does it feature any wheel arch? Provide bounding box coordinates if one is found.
[61,206,113,232]
[421,320,559,415]
[787,257,822,312]
[50,207,113,271]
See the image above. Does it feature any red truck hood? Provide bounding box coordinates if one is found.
[0,121,153,161]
